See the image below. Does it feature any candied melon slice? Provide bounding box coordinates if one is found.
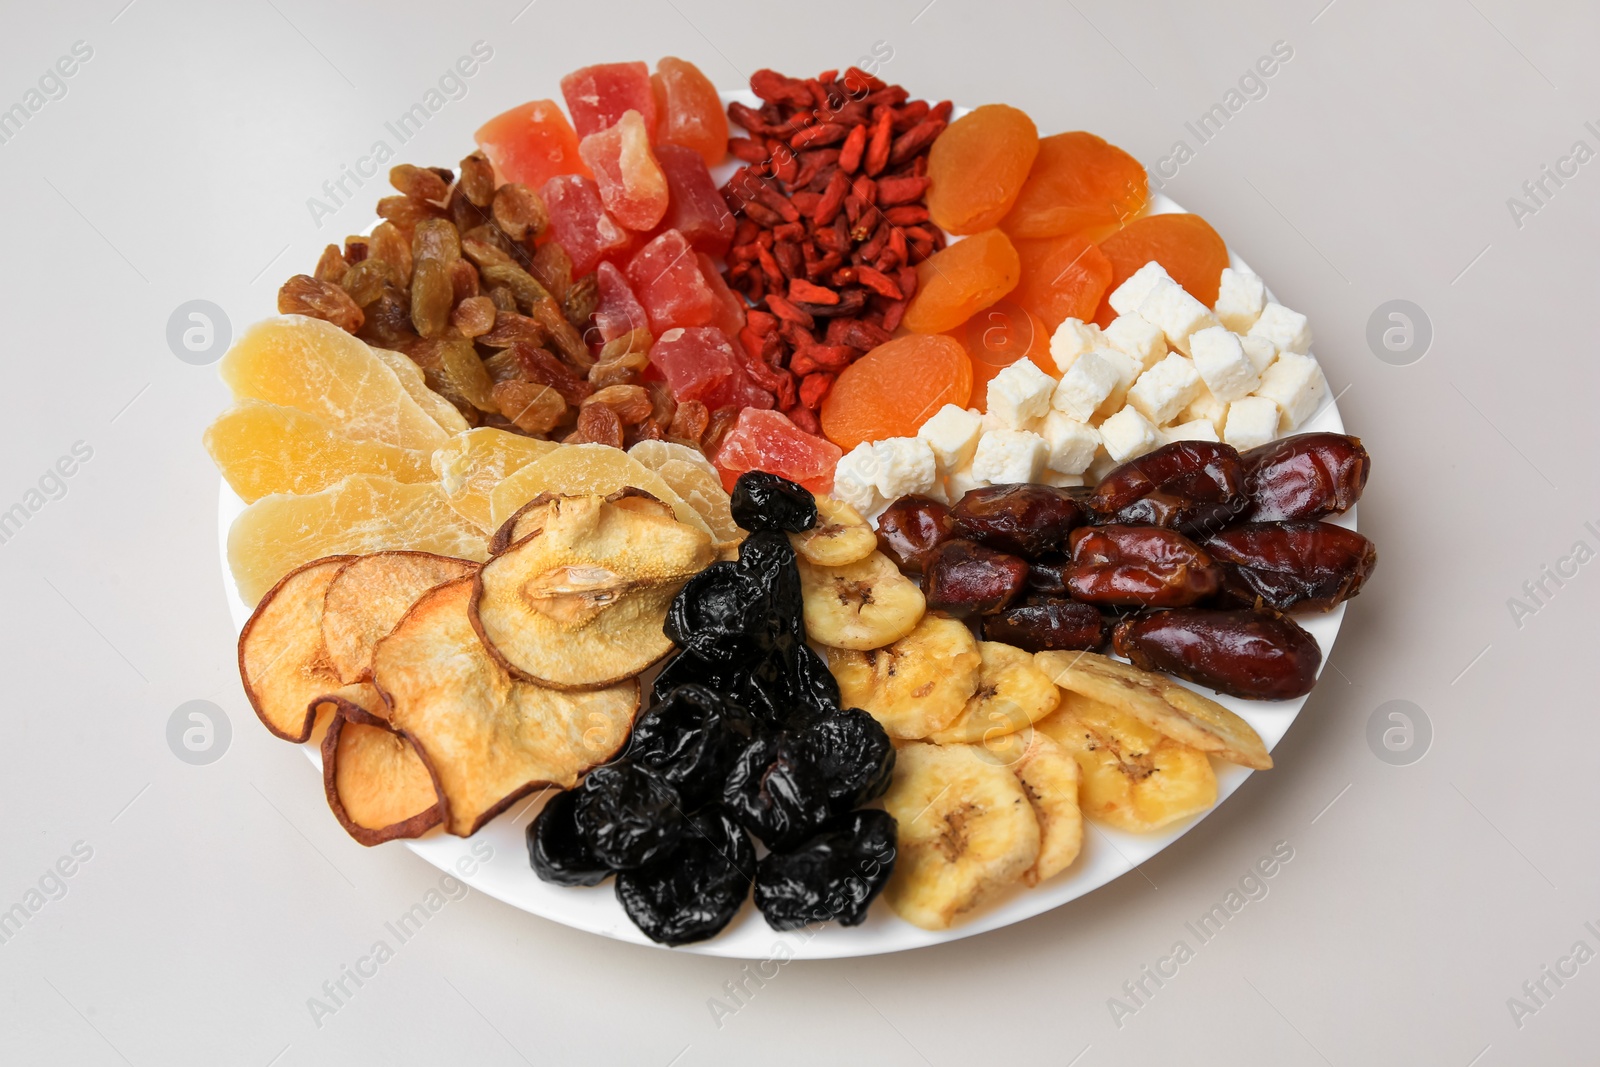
[627,440,738,545]
[432,427,560,529]
[228,474,490,606]
[371,347,471,435]
[205,399,434,503]
[486,443,713,536]
[219,315,451,452]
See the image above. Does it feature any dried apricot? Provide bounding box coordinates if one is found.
[1093,212,1228,325]
[652,57,728,168]
[902,229,1021,335]
[1009,232,1114,331]
[1001,131,1148,240]
[926,104,1039,235]
[820,334,973,452]
[951,300,1053,400]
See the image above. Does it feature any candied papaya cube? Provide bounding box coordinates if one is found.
[648,325,769,412]
[579,110,669,232]
[903,229,1021,335]
[1001,131,1148,240]
[541,174,631,275]
[713,408,842,494]
[561,61,656,138]
[657,144,736,256]
[697,253,748,343]
[474,100,589,189]
[593,262,649,343]
[652,57,729,167]
[626,229,715,333]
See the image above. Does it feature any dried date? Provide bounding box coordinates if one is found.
[876,495,956,574]
[1065,526,1222,608]
[1091,441,1246,537]
[1112,608,1322,700]
[983,598,1108,653]
[951,484,1088,556]
[1239,433,1370,522]
[1204,521,1377,612]
[923,539,1030,617]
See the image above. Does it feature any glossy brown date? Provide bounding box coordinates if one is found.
[1239,432,1370,522]
[951,483,1088,557]
[923,539,1030,617]
[1064,525,1222,607]
[1091,440,1246,536]
[1205,521,1377,613]
[1025,554,1071,596]
[983,598,1108,653]
[1112,608,1322,700]
[876,494,956,574]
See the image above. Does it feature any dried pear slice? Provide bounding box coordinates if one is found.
[627,440,740,546]
[370,346,471,435]
[488,487,672,556]
[472,494,715,689]
[1034,650,1271,770]
[373,578,639,835]
[320,686,443,845]
[432,427,560,529]
[322,551,480,684]
[486,443,713,536]
[238,556,354,742]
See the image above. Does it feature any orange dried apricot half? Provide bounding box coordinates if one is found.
[903,229,1021,335]
[820,334,973,452]
[1001,132,1148,240]
[1009,232,1114,332]
[926,104,1039,235]
[1093,213,1228,326]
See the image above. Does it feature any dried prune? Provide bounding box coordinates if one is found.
[723,736,834,850]
[1065,526,1222,607]
[983,598,1108,652]
[616,807,755,945]
[527,789,611,887]
[951,484,1087,556]
[1092,440,1246,537]
[731,472,819,532]
[923,539,1030,616]
[627,684,758,804]
[754,810,897,931]
[1113,608,1322,700]
[573,762,685,869]
[666,561,761,660]
[1206,521,1377,613]
[796,707,894,811]
[1240,433,1370,522]
[876,494,956,574]
[736,529,806,636]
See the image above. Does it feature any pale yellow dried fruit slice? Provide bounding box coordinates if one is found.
[373,577,639,835]
[789,495,877,566]
[487,443,712,536]
[228,474,490,606]
[985,730,1083,885]
[882,742,1040,930]
[472,494,715,689]
[238,556,354,742]
[322,551,481,684]
[1034,650,1271,770]
[319,686,442,845]
[798,551,925,651]
[1036,690,1217,833]
[205,399,434,503]
[928,641,1061,744]
[432,427,560,529]
[628,440,739,546]
[821,615,980,739]
[371,347,471,435]
[219,315,450,452]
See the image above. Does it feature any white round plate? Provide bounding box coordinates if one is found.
[218,92,1351,958]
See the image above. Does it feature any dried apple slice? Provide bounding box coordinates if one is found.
[320,687,443,845]
[373,578,639,835]
[238,556,354,742]
[471,493,715,689]
[322,551,480,684]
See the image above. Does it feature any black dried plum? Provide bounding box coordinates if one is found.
[572,763,685,869]
[796,707,894,811]
[527,789,611,887]
[722,736,833,851]
[628,684,758,804]
[616,807,756,945]
[665,561,761,661]
[730,472,818,532]
[754,810,897,931]
[791,641,841,714]
[736,529,805,634]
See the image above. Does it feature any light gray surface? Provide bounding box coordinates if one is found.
[1,1,1594,1063]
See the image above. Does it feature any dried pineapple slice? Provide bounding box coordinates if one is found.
[486,443,712,536]
[371,347,471,435]
[432,427,560,529]
[627,440,739,546]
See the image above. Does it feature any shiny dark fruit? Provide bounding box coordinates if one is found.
[736,529,805,637]
[1026,554,1071,596]
[527,789,611,887]
[951,483,1087,556]
[923,539,1030,616]
[876,494,956,574]
[730,472,818,533]
[754,810,898,931]
[1092,440,1246,537]
[1065,525,1222,607]
[627,684,758,804]
[572,762,685,869]
[983,598,1108,652]
[1205,521,1377,613]
[615,807,756,945]
[1113,608,1322,700]
[1239,432,1370,522]
[665,561,761,662]
[722,736,834,851]
[795,707,895,811]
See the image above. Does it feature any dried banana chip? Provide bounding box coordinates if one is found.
[928,641,1061,745]
[822,615,981,739]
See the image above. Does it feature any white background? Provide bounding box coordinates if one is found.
[2,1,1597,1064]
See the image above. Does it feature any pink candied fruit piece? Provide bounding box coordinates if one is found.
[592,262,649,344]
[540,174,631,276]
[697,253,748,345]
[656,144,736,256]
[648,326,772,412]
[578,110,669,232]
[626,229,716,334]
[473,99,589,188]
[560,62,657,139]
[713,409,842,494]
